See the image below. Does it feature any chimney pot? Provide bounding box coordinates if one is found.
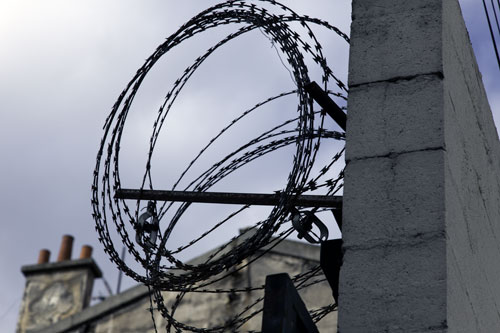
[57,235,74,262]
[37,249,50,264]
[79,245,93,259]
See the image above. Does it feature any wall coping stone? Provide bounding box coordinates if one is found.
[21,258,103,278]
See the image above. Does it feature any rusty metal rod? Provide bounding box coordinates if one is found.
[115,189,342,208]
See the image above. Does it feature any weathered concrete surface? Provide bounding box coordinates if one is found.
[347,76,444,160]
[341,0,500,331]
[348,0,442,87]
[17,259,101,333]
[443,0,500,331]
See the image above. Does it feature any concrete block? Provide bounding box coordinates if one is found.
[346,75,444,161]
[343,149,445,247]
[348,1,442,86]
[339,238,446,332]
[341,237,446,291]
[352,0,441,18]
[340,283,446,332]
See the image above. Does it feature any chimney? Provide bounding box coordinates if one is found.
[56,234,74,262]
[37,249,50,264]
[16,235,102,333]
[79,245,93,259]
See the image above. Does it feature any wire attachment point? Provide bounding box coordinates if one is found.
[291,208,329,244]
[136,201,159,250]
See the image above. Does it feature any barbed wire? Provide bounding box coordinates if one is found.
[92,0,348,331]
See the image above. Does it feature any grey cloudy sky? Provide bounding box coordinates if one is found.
[0,1,498,331]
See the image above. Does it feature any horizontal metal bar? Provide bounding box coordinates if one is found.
[115,189,342,208]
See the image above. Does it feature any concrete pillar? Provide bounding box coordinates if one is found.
[340,0,500,332]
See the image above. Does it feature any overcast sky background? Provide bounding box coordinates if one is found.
[0,1,499,331]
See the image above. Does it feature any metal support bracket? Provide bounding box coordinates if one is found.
[262,273,319,333]
[305,81,347,131]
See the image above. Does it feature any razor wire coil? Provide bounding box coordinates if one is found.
[92,1,348,331]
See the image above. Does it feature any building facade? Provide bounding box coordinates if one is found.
[17,235,337,332]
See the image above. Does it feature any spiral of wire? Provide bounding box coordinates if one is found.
[91,0,348,331]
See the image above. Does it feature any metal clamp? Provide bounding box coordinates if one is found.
[136,201,159,250]
[290,208,329,244]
